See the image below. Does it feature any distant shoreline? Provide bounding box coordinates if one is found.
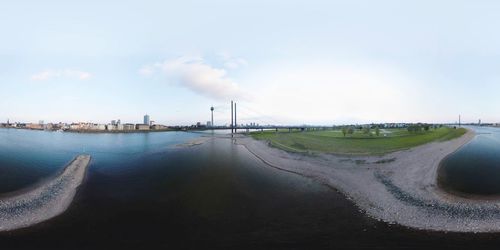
[0,127,182,134]
[0,126,238,134]
[63,129,174,134]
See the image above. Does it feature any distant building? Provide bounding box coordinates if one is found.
[88,124,104,131]
[106,124,116,131]
[44,123,53,130]
[123,124,135,130]
[70,123,81,130]
[26,123,43,130]
[144,114,150,125]
[136,124,150,130]
[207,121,212,127]
[111,120,116,125]
[151,124,167,130]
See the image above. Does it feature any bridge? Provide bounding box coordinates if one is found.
[178,125,336,133]
[170,100,339,134]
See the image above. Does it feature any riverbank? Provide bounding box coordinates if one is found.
[231,129,500,232]
[250,127,466,155]
[0,155,91,231]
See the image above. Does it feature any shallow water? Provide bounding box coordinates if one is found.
[439,126,500,195]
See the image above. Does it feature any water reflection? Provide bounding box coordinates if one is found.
[439,126,500,195]
[0,128,345,248]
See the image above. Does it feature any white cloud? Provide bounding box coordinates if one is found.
[218,52,248,69]
[140,56,246,101]
[31,69,91,81]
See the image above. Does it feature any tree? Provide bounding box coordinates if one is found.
[375,126,380,136]
[408,125,419,133]
[342,127,348,137]
[363,127,370,134]
[347,127,354,135]
[415,125,422,132]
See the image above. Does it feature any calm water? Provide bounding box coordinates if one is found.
[6,128,500,248]
[0,128,344,249]
[439,126,500,195]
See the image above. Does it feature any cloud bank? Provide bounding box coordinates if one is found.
[31,69,91,81]
[140,57,245,101]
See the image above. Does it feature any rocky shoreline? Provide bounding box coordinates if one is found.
[0,155,91,231]
[227,130,500,232]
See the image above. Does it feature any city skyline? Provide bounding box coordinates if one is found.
[2,1,500,125]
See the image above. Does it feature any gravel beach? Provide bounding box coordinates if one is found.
[0,155,91,231]
[231,130,500,232]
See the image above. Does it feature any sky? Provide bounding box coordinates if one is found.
[1,0,500,125]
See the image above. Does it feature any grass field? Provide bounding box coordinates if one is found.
[250,127,467,155]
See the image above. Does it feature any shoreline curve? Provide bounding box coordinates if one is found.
[228,129,500,232]
[0,155,91,232]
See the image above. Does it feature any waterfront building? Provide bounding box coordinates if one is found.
[136,124,150,130]
[70,123,81,130]
[44,123,53,130]
[144,114,150,125]
[151,124,167,130]
[26,123,43,130]
[96,124,106,130]
[87,124,105,131]
[123,124,135,130]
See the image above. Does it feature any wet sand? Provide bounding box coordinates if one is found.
[231,130,500,232]
[174,137,211,148]
[0,155,91,231]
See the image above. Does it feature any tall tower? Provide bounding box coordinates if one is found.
[210,106,214,127]
[234,102,237,133]
[459,115,461,127]
[231,101,234,134]
[144,114,150,125]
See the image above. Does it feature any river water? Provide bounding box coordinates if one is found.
[439,126,500,196]
[4,127,500,249]
[0,128,345,248]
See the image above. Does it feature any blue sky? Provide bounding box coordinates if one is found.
[1,0,500,125]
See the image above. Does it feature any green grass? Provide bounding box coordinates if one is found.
[250,127,467,155]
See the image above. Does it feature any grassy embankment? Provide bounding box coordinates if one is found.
[250,127,467,155]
